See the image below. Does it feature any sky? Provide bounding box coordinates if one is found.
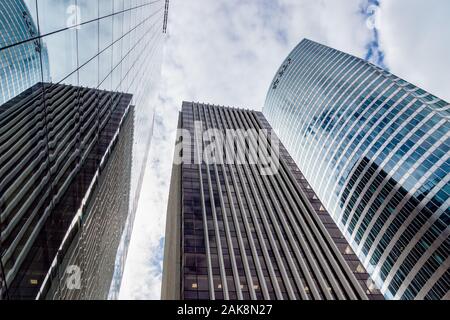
[118,0,450,300]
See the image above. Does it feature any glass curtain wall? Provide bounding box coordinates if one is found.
[0,0,167,299]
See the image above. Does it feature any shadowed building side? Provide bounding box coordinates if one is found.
[41,107,134,300]
[161,114,182,300]
[0,83,133,300]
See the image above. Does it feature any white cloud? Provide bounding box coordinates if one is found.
[377,0,450,102]
[119,0,449,300]
[159,0,373,110]
[118,58,180,299]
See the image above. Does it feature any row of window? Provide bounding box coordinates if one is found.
[263,39,449,299]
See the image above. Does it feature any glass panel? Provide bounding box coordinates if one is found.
[99,46,112,86]
[37,0,76,35]
[0,0,39,45]
[114,0,125,14]
[112,38,122,69]
[42,28,78,85]
[0,39,45,106]
[112,62,122,92]
[99,0,113,18]
[77,0,100,24]
[99,15,113,51]
[113,11,123,43]
[23,0,39,30]
[79,57,98,89]
[77,21,98,67]
[0,0,165,299]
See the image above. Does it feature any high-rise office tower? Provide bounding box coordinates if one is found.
[162,101,383,300]
[264,39,449,300]
[0,0,50,105]
[0,0,169,299]
[1,82,133,300]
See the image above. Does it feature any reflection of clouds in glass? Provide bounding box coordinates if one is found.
[37,0,75,35]
[104,3,166,298]
[1,0,166,299]
[77,22,98,66]
[42,28,78,85]
[77,0,100,24]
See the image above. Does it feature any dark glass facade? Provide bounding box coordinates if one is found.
[44,104,135,300]
[0,0,167,299]
[264,39,450,300]
[161,101,384,300]
[1,82,132,299]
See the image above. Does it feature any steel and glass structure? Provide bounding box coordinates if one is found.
[0,0,168,299]
[161,101,384,300]
[1,82,133,299]
[264,39,450,300]
[0,0,50,105]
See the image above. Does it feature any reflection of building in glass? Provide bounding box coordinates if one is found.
[0,1,167,299]
[0,0,50,105]
[163,0,170,33]
[0,82,133,300]
[264,39,450,300]
[161,102,383,300]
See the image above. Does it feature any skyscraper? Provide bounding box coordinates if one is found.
[161,101,383,300]
[0,0,168,299]
[264,39,449,300]
[0,0,50,105]
[1,82,133,300]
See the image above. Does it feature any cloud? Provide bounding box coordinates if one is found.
[377,0,450,101]
[119,0,449,300]
[118,106,179,299]
[119,45,181,299]
[158,0,375,110]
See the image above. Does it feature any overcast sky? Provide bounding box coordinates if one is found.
[119,0,450,299]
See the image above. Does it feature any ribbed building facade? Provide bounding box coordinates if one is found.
[0,82,132,299]
[264,39,449,300]
[0,0,168,299]
[0,0,50,105]
[162,101,384,300]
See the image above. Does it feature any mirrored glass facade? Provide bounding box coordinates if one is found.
[162,102,383,300]
[1,0,168,299]
[264,39,450,300]
[0,0,50,105]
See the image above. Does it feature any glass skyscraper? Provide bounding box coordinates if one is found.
[1,0,168,299]
[264,39,449,300]
[161,101,383,300]
[0,0,50,105]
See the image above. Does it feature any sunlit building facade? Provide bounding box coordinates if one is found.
[0,0,168,299]
[264,39,449,300]
[161,102,384,300]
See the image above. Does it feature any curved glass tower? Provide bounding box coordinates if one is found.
[264,39,449,300]
[0,0,50,105]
